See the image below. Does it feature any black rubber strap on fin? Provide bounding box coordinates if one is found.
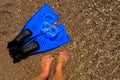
[9,49,24,63]
[15,29,32,42]
[10,42,39,63]
[7,40,20,49]
[22,42,39,53]
[13,52,29,63]
[7,29,32,50]
[11,42,39,63]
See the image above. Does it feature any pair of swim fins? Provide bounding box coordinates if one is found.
[7,4,71,63]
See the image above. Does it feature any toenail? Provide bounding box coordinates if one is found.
[59,49,63,52]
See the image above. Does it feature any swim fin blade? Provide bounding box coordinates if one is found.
[27,24,71,54]
[11,24,70,63]
[7,4,71,63]
[7,4,59,50]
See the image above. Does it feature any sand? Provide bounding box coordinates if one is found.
[0,0,120,80]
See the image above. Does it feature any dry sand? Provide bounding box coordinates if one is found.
[0,0,120,80]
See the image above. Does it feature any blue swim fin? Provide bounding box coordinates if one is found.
[7,4,71,63]
[27,24,71,54]
[7,4,59,50]
[11,24,70,63]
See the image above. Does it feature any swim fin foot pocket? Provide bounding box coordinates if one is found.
[7,29,32,50]
[7,4,71,63]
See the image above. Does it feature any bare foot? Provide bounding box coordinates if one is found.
[56,50,69,71]
[52,50,69,80]
[41,54,54,77]
[34,54,54,80]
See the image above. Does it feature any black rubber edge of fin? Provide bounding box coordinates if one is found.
[7,29,32,50]
[15,29,32,42]
[12,42,39,63]
[22,42,40,53]
[10,48,29,63]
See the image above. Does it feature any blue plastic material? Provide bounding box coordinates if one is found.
[7,4,71,63]
[25,24,71,54]
[19,4,59,42]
